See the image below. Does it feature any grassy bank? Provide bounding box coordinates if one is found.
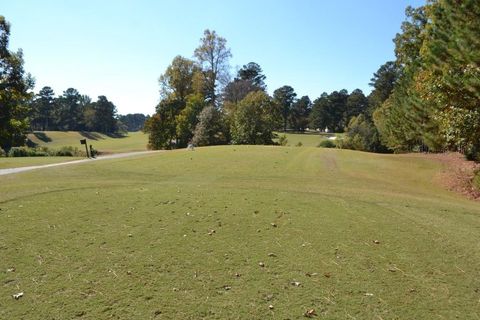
[275,132,339,147]
[0,157,82,169]
[27,131,148,154]
[0,146,479,319]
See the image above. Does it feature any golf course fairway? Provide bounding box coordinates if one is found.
[1,146,479,319]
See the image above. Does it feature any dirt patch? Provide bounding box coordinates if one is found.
[428,152,480,201]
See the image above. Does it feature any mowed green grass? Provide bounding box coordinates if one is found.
[0,157,82,169]
[275,132,338,147]
[1,146,479,319]
[27,131,149,154]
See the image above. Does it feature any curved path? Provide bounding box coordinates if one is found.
[0,151,161,176]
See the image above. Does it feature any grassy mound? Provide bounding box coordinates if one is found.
[27,131,148,154]
[274,132,338,147]
[0,146,479,319]
[0,157,82,169]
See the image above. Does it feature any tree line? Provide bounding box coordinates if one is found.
[2,0,479,161]
[30,87,117,133]
[0,15,148,152]
[29,86,148,133]
[343,0,480,160]
[146,0,480,162]
[145,30,371,149]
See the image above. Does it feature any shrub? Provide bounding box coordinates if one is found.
[341,115,389,153]
[277,134,288,146]
[6,146,84,157]
[56,146,74,156]
[193,106,229,146]
[318,139,336,148]
[8,147,48,157]
[295,141,303,147]
[465,145,480,162]
[0,147,5,157]
[8,147,29,157]
[53,146,84,157]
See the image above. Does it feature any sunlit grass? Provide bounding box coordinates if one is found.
[0,146,479,319]
[275,131,340,147]
[0,157,82,169]
[27,131,148,154]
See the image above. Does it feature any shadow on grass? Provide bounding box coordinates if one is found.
[79,131,104,140]
[33,131,52,142]
[105,132,128,138]
[80,131,128,140]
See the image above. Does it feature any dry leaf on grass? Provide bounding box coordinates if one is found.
[304,309,316,317]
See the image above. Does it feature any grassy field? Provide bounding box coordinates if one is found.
[275,132,338,147]
[0,157,82,169]
[1,146,479,319]
[27,131,149,154]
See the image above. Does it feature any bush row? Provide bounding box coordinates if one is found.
[3,146,86,157]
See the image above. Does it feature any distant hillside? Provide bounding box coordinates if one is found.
[27,131,148,154]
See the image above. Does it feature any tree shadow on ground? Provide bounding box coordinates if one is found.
[33,131,52,142]
[79,131,103,140]
[79,131,128,140]
[105,132,128,139]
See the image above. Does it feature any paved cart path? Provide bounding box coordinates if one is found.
[0,151,161,176]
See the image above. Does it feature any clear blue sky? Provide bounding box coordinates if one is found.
[3,0,424,115]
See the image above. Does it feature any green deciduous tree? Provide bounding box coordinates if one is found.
[144,113,172,150]
[340,114,387,153]
[144,98,184,149]
[231,91,275,145]
[192,105,228,146]
[194,29,232,106]
[0,16,34,151]
[148,54,208,149]
[159,55,200,102]
[176,93,206,147]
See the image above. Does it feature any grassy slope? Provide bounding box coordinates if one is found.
[275,132,338,147]
[0,146,479,319]
[0,157,82,169]
[27,131,148,154]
